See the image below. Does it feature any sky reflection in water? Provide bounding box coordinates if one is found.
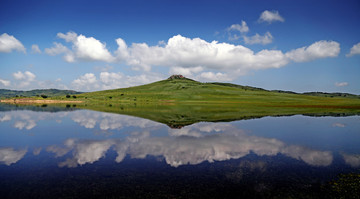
[0,108,359,168]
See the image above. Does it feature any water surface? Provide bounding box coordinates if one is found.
[0,105,359,198]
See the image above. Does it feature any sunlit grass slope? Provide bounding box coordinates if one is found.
[14,76,360,127]
[69,77,360,109]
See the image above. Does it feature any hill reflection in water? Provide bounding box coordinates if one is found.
[0,105,359,198]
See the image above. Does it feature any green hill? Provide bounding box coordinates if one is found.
[2,76,360,127]
[72,75,360,107]
[60,75,359,126]
[0,89,82,98]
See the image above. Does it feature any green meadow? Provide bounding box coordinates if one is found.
[40,76,360,127]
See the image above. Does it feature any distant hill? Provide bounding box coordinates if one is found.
[0,89,83,98]
[302,92,360,99]
[1,76,359,128]
[76,75,360,103]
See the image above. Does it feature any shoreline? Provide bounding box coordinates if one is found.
[0,98,83,104]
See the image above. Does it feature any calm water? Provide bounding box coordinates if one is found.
[0,105,359,198]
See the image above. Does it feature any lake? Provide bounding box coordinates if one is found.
[0,104,359,198]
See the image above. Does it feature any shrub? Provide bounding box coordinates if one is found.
[41,95,48,99]
[66,95,71,98]
[72,95,77,98]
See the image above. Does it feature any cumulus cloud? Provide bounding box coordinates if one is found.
[72,73,99,91]
[7,70,69,90]
[243,32,273,45]
[198,72,232,82]
[169,66,203,77]
[0,147,27,165]
[12,71,36,88]
[31,44,41,54]
[115,34,290,74]
[285,40,340,62]
[72,72,164,91]
[335,82,348,87]
[0,78,11,87]
[346,42,360,57]
[0,33,26,53]
[45,42,74,62]
[44,32,342,80]
[57,31,78,42]
[114,35,340,78]
[13,71,36,81]
[258,10,285,23]
[56,32,115,62]
[228,21,249,33]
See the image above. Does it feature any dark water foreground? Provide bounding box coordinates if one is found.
[0,105,359,198]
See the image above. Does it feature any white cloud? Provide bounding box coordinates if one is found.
[169,66,203,77]
[198,72,232,82]
[45,42,74,62]
[99,72,123,89]
[12,71,36,88]
[0,33,26,53]
[72,72,164,91]
[56,32,115,62]
[258,10,285,23]
[285,40,340,62]
[31,44,41,54]
[243,32,273,45]
[13,71,35,81]
[57,32,77,42]
[45,33,342,81]
[115,34,289,74]
[72,73,99,91]
[0,78,11,87]
[228,21,249,33]
[335,82,348,87]
[0,147,27,166]
[45,42,69,55]
[114,35,339,77]
[346,42,360,57]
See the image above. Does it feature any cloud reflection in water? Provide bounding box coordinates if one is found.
[0,147,27,165]
[47,123,334,168]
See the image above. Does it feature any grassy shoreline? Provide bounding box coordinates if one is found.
[1,77,359,127]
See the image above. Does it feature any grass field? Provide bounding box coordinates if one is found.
[32,76,360,127]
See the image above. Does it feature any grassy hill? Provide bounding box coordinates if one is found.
[2,76,360,127]
[0,89,82,98]
[53,76,360,126]
[68,76,360,107]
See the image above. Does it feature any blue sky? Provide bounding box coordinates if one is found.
[0,0,359,93]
